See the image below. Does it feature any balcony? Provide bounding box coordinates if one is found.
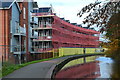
[30,34,38,39]
[33,36,52,42]
[32,24,52,30]
[32,48,53,53]
[13,45,26,54]
[30,27,38,39]
[32,13,55,17]
[30,21,38,25]
[14,26,26,36]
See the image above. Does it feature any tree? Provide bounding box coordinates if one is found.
[77,0,120,60]
[77,0,120,32]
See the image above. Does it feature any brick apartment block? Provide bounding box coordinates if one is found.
[0,0,38,64]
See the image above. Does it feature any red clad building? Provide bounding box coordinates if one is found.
[32,7,100,54]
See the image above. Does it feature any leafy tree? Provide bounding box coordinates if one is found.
[77,0,120,60]
[77,0,120,32]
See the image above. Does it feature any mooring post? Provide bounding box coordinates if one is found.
[83,48,86,63]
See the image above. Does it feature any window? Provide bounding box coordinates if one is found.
[24,24,26,28]
[10,20,12,33]
[32,17,34,21]
[23,7,26,19]
[32,30,34,36]
[33,9,38,13]
[16,21,19,33]
[23,24,26,33]
[16,21,19,27]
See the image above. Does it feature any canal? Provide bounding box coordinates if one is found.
[55,55,117,79]
[96,57,113,78]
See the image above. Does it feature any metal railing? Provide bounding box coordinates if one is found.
[14,45,26,52]
[15,26,26,35]
[32,12,54,16]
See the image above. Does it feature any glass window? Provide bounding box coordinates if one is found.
[23,7,26,19]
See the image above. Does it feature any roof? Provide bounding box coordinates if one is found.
[77,24,82,27]
[39,7,51,13]
[0,0,21,12]
[71,23,77,26]
[33,7,52,13]
[54,16,100,34]
[60,18,65,20]
[65,20,70,23]
[82,27,89,29]
[0,0,15,9]
[33,2,38,8]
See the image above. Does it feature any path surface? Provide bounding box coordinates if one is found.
[4,56,72,78]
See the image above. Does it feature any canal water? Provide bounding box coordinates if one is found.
[58,56,115,78]
[96,57,113,78]
[96,57,120,79]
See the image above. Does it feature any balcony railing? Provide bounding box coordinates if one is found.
[30,27,38,39]
[14,45,26,52]
[13,45,26,54]
[33,36,52,41]
[32,24,52,30]
[14,26,26,36]
[31,34,38,39]
[32,12,55,17]
[30,21,38,25]
[33,48,53,53]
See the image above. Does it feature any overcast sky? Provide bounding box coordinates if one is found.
[34,0,97,24]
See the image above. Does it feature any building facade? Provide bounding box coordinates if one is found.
[32,7,100,59]
[0,0,38,64]
[0,0,21,63]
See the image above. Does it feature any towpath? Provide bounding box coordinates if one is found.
[4,56,71,78]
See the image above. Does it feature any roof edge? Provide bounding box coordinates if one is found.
[0,0,21,12]
[8,0,16,9]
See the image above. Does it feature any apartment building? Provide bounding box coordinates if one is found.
[0,1,100,63]
[31,7,100,59]
[0,0,38,64]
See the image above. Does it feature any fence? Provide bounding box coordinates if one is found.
[52,48,104,57]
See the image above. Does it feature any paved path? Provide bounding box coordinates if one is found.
[4,56,72,78]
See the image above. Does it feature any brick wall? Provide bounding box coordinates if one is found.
[18,2,29,61]
[0,9,11,62]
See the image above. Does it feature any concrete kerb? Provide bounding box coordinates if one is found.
[45,64,56,78]
[50,53,104,79]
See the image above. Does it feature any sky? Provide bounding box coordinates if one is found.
[34,0,97,24]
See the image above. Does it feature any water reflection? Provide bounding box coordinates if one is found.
[55,56,100,78]
[57,56,115,79]
[96,57,120,79]
[62,56,96,69]
[96,57,113,78]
